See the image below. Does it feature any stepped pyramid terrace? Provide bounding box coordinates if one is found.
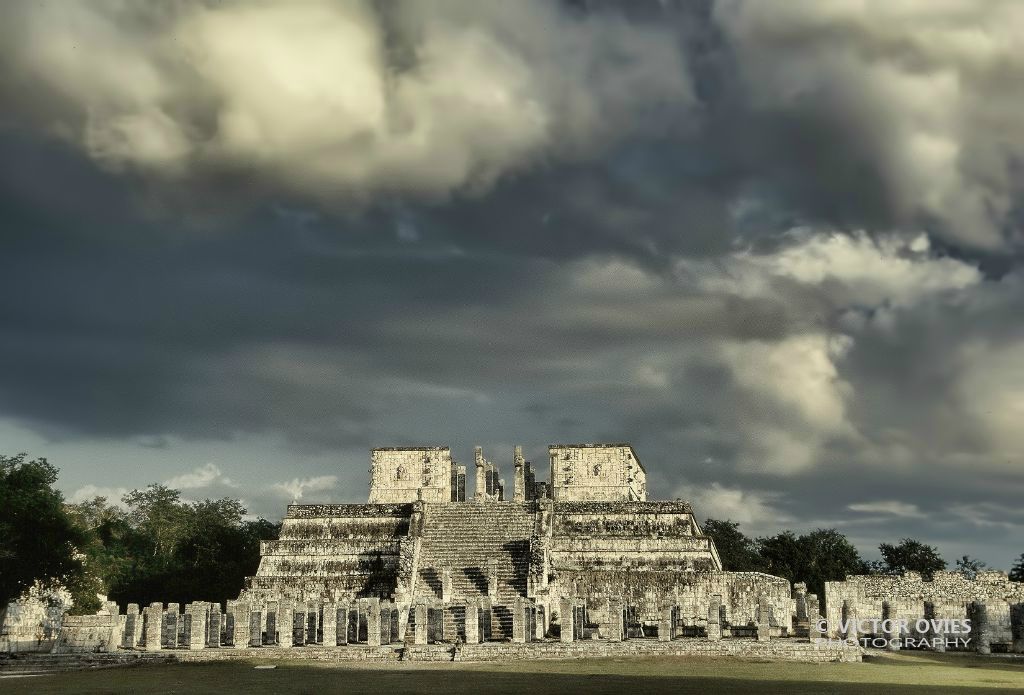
[39,443,1024,662]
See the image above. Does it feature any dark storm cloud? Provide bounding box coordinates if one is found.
[2,1,1024,568]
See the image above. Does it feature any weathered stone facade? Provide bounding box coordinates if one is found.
[45,443,870,662]
[368,447,454,503]
[823,570,1024,653]
[548,444,647,502]
[0,584,71,653]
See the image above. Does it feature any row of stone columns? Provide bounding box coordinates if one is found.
[838,599,1024,654]
[558,595,776,643]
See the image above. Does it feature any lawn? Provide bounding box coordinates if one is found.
[3,652,1024,694]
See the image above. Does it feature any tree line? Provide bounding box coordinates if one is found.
[3,452,1024,616]
[702,518,1024,597]
[1,453,279,614]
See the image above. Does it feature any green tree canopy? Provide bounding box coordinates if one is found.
[703,519,866,596]
[1009,553,1024,583]
[0,453,96,612]
[702,519,762,572]
[67,484,280,606]
[954,554,987,580]
[878,538,946,579]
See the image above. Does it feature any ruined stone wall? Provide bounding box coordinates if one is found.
[824,571,1024,651]
[369,447,453,503]
[244,504,413,602]
[0,585,71,653]
[548,501,721,571]
[549,570,791,635]
[548,445,646,502]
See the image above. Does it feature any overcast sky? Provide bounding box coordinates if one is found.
[2,0,1023,570]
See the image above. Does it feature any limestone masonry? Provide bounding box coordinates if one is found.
[31,442,1024,662]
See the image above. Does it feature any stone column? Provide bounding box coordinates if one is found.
[883,602,900,652]
[843,603,858,645]
[441,566,453,604]
[513,445,526,503]
[756,597,771,642]
[474,446,486,500]
[535,605,546,641]
[231,601,250,649]
[607,598,623,642]
[278,601,293,648]
[366,598,381,647]
[465,599,479,644]
[560,598,574,644]
[924,601,944,653]
[807,595,821,626]
[513,597,527,643]
[659,603,673,642]
[207,604,222,648]
[124,604,140,649]
[144,603,163,651]
[186,603,207,650]
[707,596,722,642]
[972,602,991,654]
[1011,603,1024,654]
[105,605,124,652]
[487,559,499,601]
[337,603,349,645]
[414,603,428,645]
[793,583,808,623]
[322,602,337,647]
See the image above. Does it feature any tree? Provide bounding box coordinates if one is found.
[0,453,96,613]
[797,528,868,597]
[1010,554,1024,583]
[81,485,282,606]
[702,519,763,572]
[954,555,987,580]
[878,538,946,579]
[757,531,803,582]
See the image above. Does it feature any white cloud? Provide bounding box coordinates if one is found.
[675,482,790,527]
[682,230,981,309]
[1,0,692,204]
[714,0,1024,249]
[847,500,925,518]
[67,484,129,505]
[164,462,236,490]
[270,475,339,502]
[719,333,856,474]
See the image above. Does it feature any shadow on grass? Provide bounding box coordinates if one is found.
[4,661,1024,695]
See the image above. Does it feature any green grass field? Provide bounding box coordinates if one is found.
[3,652,1024,694]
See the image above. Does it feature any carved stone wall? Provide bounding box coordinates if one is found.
[548,444,647,502]
[368,447,454,503]
[824,570,1024,652]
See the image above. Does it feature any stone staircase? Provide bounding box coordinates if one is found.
[0,652,175,675]
[413,502,536,640]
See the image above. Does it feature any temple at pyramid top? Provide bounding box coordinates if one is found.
[367,443,646,504]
